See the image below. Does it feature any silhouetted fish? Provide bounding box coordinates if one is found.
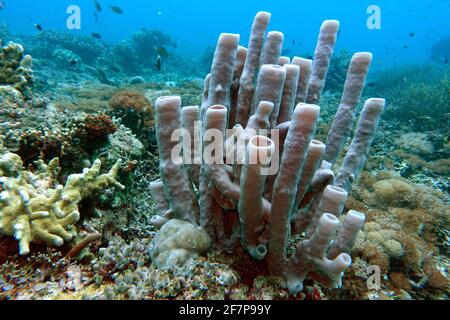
[155,46,169,58]
[156,55,162,71]
[97,68,114,85]
[0,1,6,10]
[93,0,102,12]
[34,24,43,31]
[93,12,99,23]
[91,32,102,39]
[431,37,450,64]
[409,32,415,37]
[110,5,124,14]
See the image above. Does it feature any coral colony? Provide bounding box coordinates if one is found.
[0,8,448,301]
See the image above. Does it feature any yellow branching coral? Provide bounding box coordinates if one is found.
[0,152,124,255]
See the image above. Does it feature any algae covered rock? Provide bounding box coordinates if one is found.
[0,85,24,104]
[149,219,210,270]
[52,48,81,68]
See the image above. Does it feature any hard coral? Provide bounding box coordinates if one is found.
[108,91,153,135]
[397,132,434,157]
[34,30,105,64]
[0,151,125,255]
[149,219,211,270]
[0,41,33,95]
[84,114,117,137]
[109,91,152,113]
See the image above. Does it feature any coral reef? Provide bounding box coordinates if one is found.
[108,91,153,135]
[368,65,450,131]
[107,29,176,74]
[0,6,447,302]
[80,235,241,300]
[33,30,105,64]
[0,151,124,255]
[52,49,82,69]
[332,168,450,299]
[324,49,352,94]
[0,41,33,96]
[396,132,434,157]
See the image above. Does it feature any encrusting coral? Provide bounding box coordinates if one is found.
[150,12,385,295]
[108,91,154,135]
[0,151,125,255]
[149,219,211,270]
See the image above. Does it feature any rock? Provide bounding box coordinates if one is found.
[128,76,146,85]
[149,219,210,270]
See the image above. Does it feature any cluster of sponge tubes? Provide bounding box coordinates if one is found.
[149,11,385,295]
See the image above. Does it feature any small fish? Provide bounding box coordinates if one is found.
[34,24,43,31]
[409,32,415,37]
[431,37,450,64]
[93,0,102,12]
[157,11,163,16]
[292,40,296,45]
[93,12,99,23]
[403,45,408,49]
[91,32,102,39]
[367,82,375,87]
[156,55,162,71]
[155,46,168,58]
[110,5,124,14]
[0,1,6,10]
[97,68,114,85]
[70,59,78,66]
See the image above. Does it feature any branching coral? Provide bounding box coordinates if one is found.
[0,41,33,95]
[0,151,125,255]
[368,65,450,131]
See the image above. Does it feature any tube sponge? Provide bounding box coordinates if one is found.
[150,12,383,295]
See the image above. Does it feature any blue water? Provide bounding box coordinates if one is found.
[1,0,449,68]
